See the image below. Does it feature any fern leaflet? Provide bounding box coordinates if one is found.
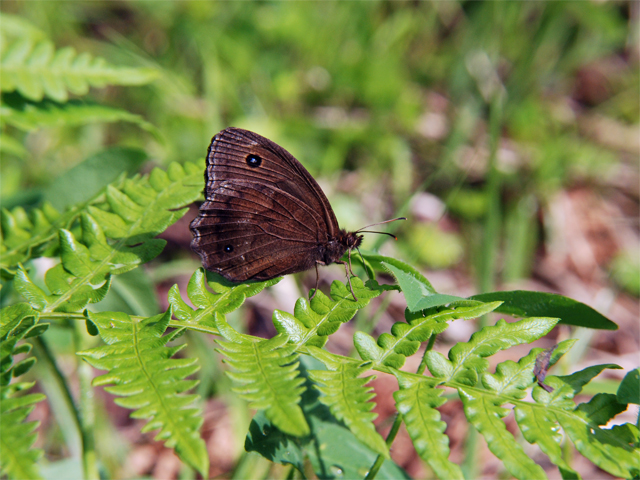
[0,303,47,480]
[393,370,463,480]
[307,346,389,458]
[0,37,158,102]
[77,309,209,476]
[273,277,394,348]
[168,268,280,335]
[355,301,501,371]
[214,314,309,437]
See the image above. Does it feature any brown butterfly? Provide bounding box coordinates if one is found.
[189,127,404,300]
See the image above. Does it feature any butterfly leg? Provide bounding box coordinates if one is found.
[336,260,358,301]
[310,262,322,300]
[347,248,356,277]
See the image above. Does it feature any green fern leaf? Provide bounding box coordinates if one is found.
[214,314,309,437]
[0,382,46,480]
[1,93,159,135]
[0,303,47,480]
[393,370,463,480]
[527,371,640,478]
[0,37,158,102]
[2,160,202,274]
[355,301,501,370]
[168,269,280,334]
[1,202,66,273]
[307,346,389,458]
[77,309,209,476]
[273,278,392,348]
[426,317,559,385]
[460,387,548,480]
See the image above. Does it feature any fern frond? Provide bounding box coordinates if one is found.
[307,346,389,458]
[355,301,501,371]
[0,303,47,480]
[77,309,209,476]
[0,37,158,102]
[2,160,202,275]
[459,388,548,480]
[426,317,559,384]
[168,268,280,335]
[393,370,463,480]
[525,370,639,478]
[273,278,393,348]
[1,202,68,274]
[1,92,158,134]
[214,314,309,437]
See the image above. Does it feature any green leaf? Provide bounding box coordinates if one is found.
[427,317,559,384]
[0,383,46,480]
[307,346,389,458]
[460,387,548,480]
[0,38,158,102]
[42,147,147,211]
[381,260,463,311]
[393,371,463,480]
[469,291,617,330]
[245,357,409,480]
[1,92,160,136]
[168,269,279,335]
[214,314,309,437]
[554,409,639,478]
[618,368,640,405]
[77,310,209,476]
[273,277,391,348]
[355,301,501,370]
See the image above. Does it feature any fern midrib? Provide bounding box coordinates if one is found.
[130,318,197,450]
[297,297,350,346]
[251,341,287,405]
[373,310,456,367]
[447,330,527,381]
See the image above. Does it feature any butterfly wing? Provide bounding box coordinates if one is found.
[190,127,341,281]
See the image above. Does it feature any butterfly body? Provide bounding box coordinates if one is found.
[190,128,363,288]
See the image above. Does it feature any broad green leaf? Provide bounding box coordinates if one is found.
[381,260,462,311]
[42,147,147,211]
[246,357,409,480]
[618,368,640,405]
[469,291,617,330]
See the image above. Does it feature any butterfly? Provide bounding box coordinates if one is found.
[189,127,404,300]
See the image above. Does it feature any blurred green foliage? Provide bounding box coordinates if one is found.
[1,1,636,280]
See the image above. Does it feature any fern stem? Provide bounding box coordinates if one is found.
[73,322,100,480]
[33,336,83,457]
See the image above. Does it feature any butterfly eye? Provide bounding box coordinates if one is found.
[246,154,262,167]
[224,245,234,253]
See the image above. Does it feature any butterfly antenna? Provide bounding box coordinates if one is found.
[359,231,398,240]
[355,217,406,233]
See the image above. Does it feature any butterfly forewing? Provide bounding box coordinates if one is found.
[190,128,342,281]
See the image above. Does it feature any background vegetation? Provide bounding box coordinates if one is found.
[1,1,638,479]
